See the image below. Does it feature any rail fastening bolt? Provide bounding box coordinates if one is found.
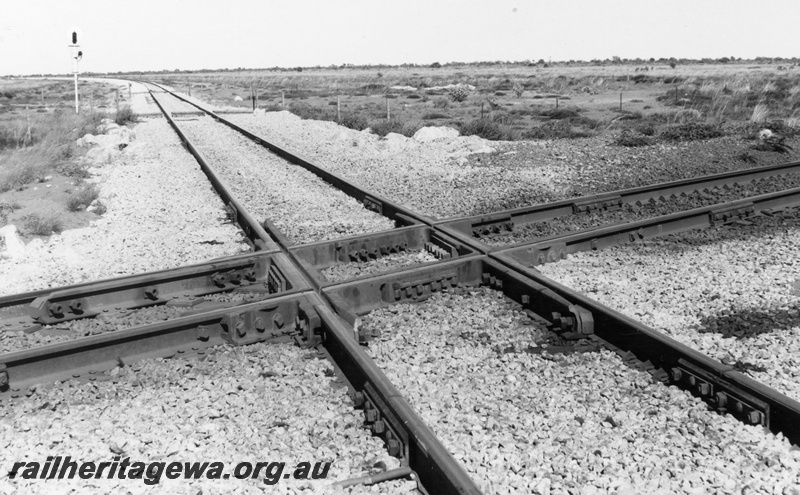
[235,320,247,338]
[365,409,378,423]
[387,439,401,457]
[49,303,64,318]
[372,420,386,435]
[254,317,266,333]
[273,313,285,329]
[748,411,763,425]
[0,371,8,388]
[697,383,710,396]
[714,392,728,408]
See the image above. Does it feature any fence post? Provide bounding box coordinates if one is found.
[619,92,622,112]
[337,95,341,121]
[386,95,390,120]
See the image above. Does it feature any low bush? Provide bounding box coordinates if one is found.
[114,105,138,125]
[460,119,515,141]
[447,85,471,103]
[369,119,421,138]
[21,212,63,236]
[432,97,450,109]
[540,108,581,120]
[522,121,594,140]
[288,103,334,121]
[336,112,370,131]
[422,113,450,120]
[66,184,100,211]
[614,130,652,147]
[660,122,724,142]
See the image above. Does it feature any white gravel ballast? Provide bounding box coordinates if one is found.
[539,208,800,404]
[0,343,415,494]
[227,112,800,220]
[0,117,250,296]
[360,287,800,494]
[177,116,395,245]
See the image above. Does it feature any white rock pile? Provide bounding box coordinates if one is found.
[227,112,799,220]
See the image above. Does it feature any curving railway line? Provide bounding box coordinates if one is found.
[2,82,800,493]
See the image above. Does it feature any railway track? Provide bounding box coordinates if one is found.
[3,82,800,493]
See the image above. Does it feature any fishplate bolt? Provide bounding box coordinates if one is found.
[254,317,266,333]
[48,303,65,318]
[0,369,8,388]
[387,439,401,457]
[68,299,84,314]
[235,319,247,338]
[365,409,378,423]
[211,273,226,288]
[353,392,365,407]
[372,420,386,435]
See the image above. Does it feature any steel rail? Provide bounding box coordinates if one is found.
[0,251,306,330]
[439,159,800,240]
[148,82,800,446]
[495,185,800,266]
[323,254,800,445]
[488,255,800,445]
[0,291,315,398]
[146,82,428,227]
[142,85,484,493]
[146,84,279,252]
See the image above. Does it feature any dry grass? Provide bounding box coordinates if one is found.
[21,212,64,236]
[66,183,100,211]
[0,110,103,192]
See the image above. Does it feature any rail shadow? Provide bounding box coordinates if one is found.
[696,306,800,340]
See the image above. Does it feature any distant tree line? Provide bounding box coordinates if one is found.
[7,56,799,78]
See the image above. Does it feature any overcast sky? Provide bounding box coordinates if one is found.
[2,0,797,75]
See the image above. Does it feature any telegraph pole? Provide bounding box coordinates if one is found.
[68,30,83,113]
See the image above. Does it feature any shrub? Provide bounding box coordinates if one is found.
[66,184,100,211]
[422,113,450,120]
[114,106,138,125]
[288,103,334,121]
[336,112,370,131]
[447,85,471,103]
[432,97,450,109]
[460,119,515,141]
[540,108,581,120]
[512,83,525,98]
[22,212,63,235]
[660,123,724,142]
[369,120,421,138]
[614,130,651,147]
[522,121,594,140]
